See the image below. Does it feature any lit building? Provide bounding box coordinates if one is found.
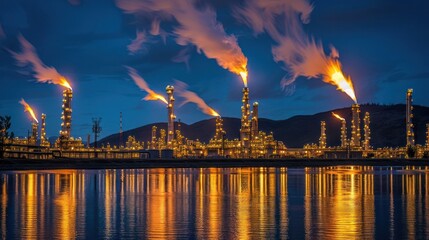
[60,88,72,140]
[159,129,166,150]
[240,87,251,156]
[426,123,429,150]
[350,104,361,148]
[251,102,259,140]
[40,113,49,147]
[319,121,326,149]
[214,116,225,141]
[363,112,371,150]
[28,122,38,145]
[340,119,347,148]
[406,89,415,146]
[166,86,175,148]
[150,126,157,149]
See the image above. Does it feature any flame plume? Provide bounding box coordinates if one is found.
[126,66,168,104]
[235,0,357,102]
[332,112,345,121]
[116,0,248,87]
[175,80,220,117]
[325,60,357,104]
[11,35,72,90]
[19,99,38,123]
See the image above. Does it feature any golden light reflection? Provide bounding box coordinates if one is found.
[0,167,429,238]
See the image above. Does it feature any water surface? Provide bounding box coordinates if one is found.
[1,166,429,239]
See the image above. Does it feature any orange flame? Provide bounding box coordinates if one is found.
[325,60,357,103]
[331,112,345,121]
[19,99,38,123]
[174,80,220,117]
[144,92,168,104]
[240,70,248,87]
[59,77,72,90]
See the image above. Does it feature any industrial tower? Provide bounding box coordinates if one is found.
[240,87,251,155]
[166,85,175,147]
[363,112,371,150]
[406,89,415,146]
[350,104,361,148]
[60,88,73,140]
[319,121,326,149]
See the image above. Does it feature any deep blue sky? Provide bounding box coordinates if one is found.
[0,0,428,139]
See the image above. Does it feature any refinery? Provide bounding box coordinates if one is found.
[1,74,427,160]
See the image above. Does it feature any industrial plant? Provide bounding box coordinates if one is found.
[1,80,427,160]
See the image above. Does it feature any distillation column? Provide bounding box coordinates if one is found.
[29,121,38,145]
[215,116,224,141]
[151,126,157,149]
[363,112,371,150]
[60,88,73,140]
[340,119,347,148]
[240,87,251,156]
[426,123,429,150]
[319,121,326,149]
[40,113,48,146]
[350,104,361,148]
[166,85,175,147]
[251,102,259,140]
[406,89,415,146]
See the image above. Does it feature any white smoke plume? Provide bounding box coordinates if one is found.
[174,80,219,117]
[116,0,247,78]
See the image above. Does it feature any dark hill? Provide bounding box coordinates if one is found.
[98,104,429,148]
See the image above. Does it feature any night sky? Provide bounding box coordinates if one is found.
[0,0,428,140]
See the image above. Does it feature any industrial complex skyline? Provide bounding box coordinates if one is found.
[0,0,428,139]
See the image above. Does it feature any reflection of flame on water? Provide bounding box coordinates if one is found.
[19,98,38,123]
[331,112,345,121]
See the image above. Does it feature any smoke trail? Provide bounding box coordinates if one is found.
[175,80,219,117]
[125,66,168,104]
[128,30,147,55]
[19,98,38,123]
[235,0,357,102]
[116,0,248,82]
[10,35,72,89]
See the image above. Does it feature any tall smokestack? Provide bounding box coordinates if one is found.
[406,89,415,146]
[166,85,175,147]
[426,123,429,150]
[40,113,48,146]
[251,102,259,140]
[29,122,38,145]
[159,129,166,150]
[350,104,361,148]
[215,116,224,141]
[240,87,251,155]
[319,121,326,149]
[151,125,157,149]
[60,88,72,140]
[340,119,347,148]
[363,112,371,150]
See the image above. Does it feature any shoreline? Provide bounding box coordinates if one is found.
[0,158,429,171]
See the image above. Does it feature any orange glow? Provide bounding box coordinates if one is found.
[332,112,345,121]
[209,109,220,117]
[19,98,38,123]
[145,92,168,104]
[59,77,72,90]
[325,61,357,103]
[240,70,248,87]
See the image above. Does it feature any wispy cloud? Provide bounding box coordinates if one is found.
[127,30,147,55]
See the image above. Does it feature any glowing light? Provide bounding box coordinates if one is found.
[332,112,345,121]
[59,77,72,90]
[325,61,357,103]
[126,66,168,105]
[19,98,39,123]
[240,70,248,87]
[174,80,220,117]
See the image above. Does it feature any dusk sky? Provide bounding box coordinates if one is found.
[0,0,428,140]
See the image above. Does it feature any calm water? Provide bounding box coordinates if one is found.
[1,166,429,239]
